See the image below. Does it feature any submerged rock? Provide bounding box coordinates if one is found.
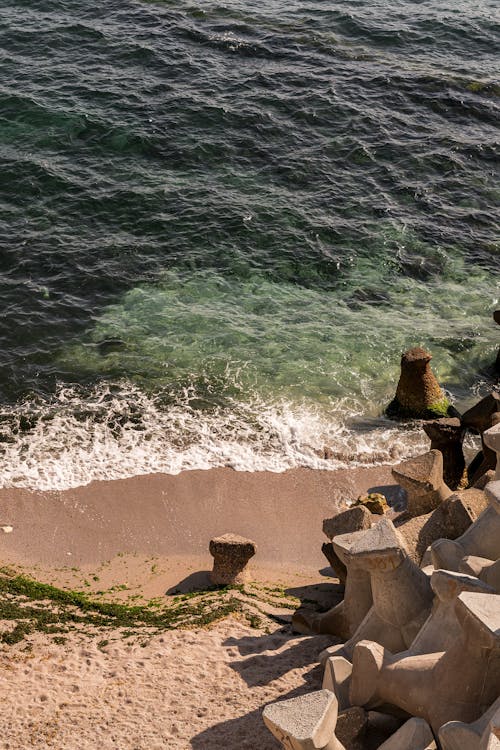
[96,338,127,355]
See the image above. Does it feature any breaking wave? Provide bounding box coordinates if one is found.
[0,382,429,490]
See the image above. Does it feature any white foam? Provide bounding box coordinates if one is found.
[0,382,429,491]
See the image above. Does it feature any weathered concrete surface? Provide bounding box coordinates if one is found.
[350,592,500,733]
[323,655,353,711]
[431,482,500,571]
[322,506,373,584]
[293,528,374,638]
[209,533,256,585]
[474,470,496,490]
[377,717,436,750]
[461,556,500,594]
[409,570,494,655]
[335,706,368,750]
[423,417,466,491]
[484,423,500,480]
[462,392,500,434]
[439,696,500,750]
[328,519,433,661]
[262,689,346,749]
[392,450,451,517]
[396,488,487,565]
[463,393,500,486]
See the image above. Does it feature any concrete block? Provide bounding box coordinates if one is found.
[263,689,346,750]
[377,717,436,749]
[431,481,500,571]
[350,592,500,733]
[439,696,500,750]
[392,450,452,517]
[209,533,256,585]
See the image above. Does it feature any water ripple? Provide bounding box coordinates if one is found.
[0,0,498,485]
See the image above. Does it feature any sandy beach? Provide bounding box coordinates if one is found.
[2,0,498,744]
[0,464,397,749]
[0,464,396,589]
[0,618,335,750]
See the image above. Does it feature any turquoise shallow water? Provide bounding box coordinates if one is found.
[0,0,498,488]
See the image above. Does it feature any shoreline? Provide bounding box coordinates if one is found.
[0,464,397,595]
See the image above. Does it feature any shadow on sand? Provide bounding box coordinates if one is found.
[189,486,405,748]
[165,570,213,595]
[190,635,329,749]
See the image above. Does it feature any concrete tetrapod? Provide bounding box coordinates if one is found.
[475,470,496,490]
[324,518,433,663]
[431,481,500,572]
[461,556,500,594]
[408,569,494,655]
[481,709,500,750]
[333,707,368,750]
[495,310,500,375]
[294,529,373,638]
[262,689,346,750]
[322,655,354,712]
[462,392,500,434]
[377,717,436,750]
[392,450,452,517]
[484,422,500,480]
[463,393,500,486]
[322,506,373,584]
[439,696,500,750]
[423,417,466,491]
[350,592,500,733]
[396,488,488,566]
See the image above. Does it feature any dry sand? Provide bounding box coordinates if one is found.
[0,465,399,749]
[0,618,332,749]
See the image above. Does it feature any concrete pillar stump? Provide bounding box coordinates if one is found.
[209,533,256,586]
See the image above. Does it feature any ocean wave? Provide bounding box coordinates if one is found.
[0,382,429,491]
[0,0,498,492]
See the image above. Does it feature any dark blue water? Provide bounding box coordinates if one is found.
[0,0,498,487]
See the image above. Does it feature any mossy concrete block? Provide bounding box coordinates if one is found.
[386,347,451,420]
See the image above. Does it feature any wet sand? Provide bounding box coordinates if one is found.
[0,465,396,590]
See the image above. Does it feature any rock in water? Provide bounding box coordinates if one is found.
[97,338,127,355]
[494,310,500,374]
[386,347,451,420]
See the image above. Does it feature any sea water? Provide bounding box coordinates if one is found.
[0,0,498,489]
